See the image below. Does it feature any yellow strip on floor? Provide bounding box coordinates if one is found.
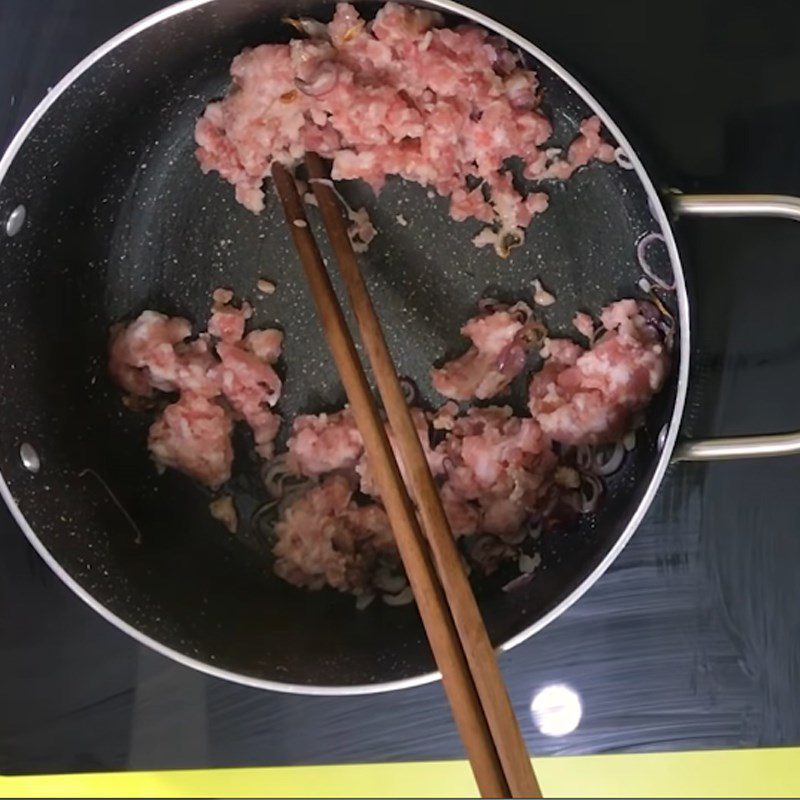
[2,747,798,798]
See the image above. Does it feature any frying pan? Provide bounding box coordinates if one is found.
[1,0,799,695]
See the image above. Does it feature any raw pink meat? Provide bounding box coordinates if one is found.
[215,341,282,458]
[227,327,285,457]
[244,328,284,363]
[287,409,364,477]
[572,311,595,341]
[430,400,460,431]
[148,393,234,489]
[431,302,543,400]
[208,291,253,343]
[109,311,192,397]
[566,115,616,172]
[436,406,556,540]
[195,3,615,256]
[527,114,616,181]
[112,284,670,599]
[110,289,286,484]
[109,311,224,399]
[528,300,669,444]
[168,338,224,398]
[273,475,395,594]
[470,173,549,256]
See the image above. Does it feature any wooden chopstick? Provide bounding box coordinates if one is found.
[273,159,541,798]
[303,154,541,799]
[271,161,509,798]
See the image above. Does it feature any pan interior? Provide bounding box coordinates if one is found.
[0,0,678,689]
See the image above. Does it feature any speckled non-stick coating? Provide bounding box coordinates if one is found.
[0,0,678,689]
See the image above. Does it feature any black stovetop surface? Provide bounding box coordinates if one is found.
[2,0,800,776]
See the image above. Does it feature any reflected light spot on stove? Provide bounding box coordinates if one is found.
[530,683,582,737]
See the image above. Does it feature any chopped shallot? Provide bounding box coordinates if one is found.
[209,495,238,533]
[532,278,555,307]
[636,232,675,291]
[257,278,276,294]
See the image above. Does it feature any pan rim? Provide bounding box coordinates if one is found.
[0,0,690,696]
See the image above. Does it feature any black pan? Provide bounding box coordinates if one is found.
[1,0,797,694]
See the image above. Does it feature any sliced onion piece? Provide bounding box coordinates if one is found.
[508,300,533,323]
[636,231,675,291]
[532,278,556,307]
[577,473,604,513]
[518,552,542,574]
[398,376,419,405]
[575,445,593,472]
[295,61,339,97]
[262,454,293,497]
[496,342,527,376]
[503,526,528,545]
[355,593,375,611]
[373,568,408,595]
[282,16,330,39]
[502,572,534,593]
[250,500,280,545]
[527,518,543,540]
[382,586,415,606]
[614,147,634,170]
[278,481,314,514]
[592,441,626,476]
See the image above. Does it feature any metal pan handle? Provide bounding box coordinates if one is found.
[671,193,800,462]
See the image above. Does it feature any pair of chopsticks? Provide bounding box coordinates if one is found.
[272,154,541,799]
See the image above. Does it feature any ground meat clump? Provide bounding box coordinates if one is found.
[109,311,196,397]
[208,289,253,342]
[287,409,364,477]
[275,401,556,582]
[244,328,284,362]
[271,294,671,594]
[528,299,670,444]
[431,301,544,401]
[109,289,284,486]
[435,406,556,544]
[111,279,670,601]
[215,341,282,458]
[273,401,559,586]
[273,475,396,594]
[430,400,460,431]
[195,2,615,255]
[148,393,234,489]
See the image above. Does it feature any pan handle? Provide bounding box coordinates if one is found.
[671,192,800,462]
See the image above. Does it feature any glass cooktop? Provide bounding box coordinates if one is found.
[1,0,799,775]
